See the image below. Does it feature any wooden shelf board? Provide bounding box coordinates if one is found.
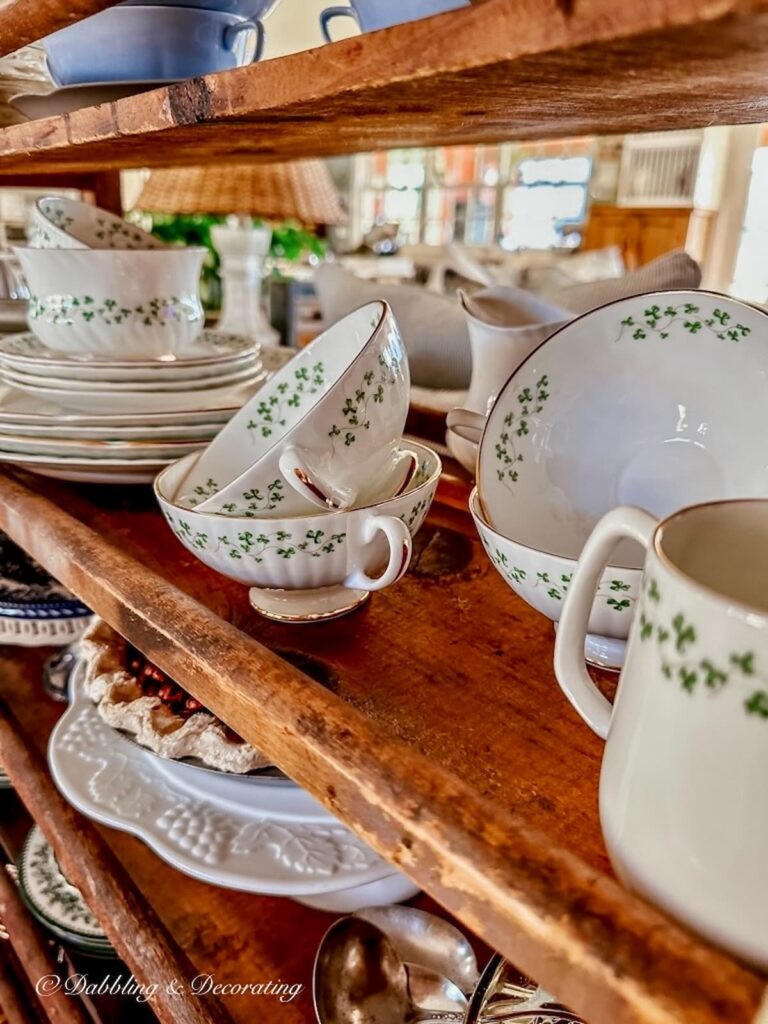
[0,645,485,1023]
[2,0,768,173]
[0,1,118,59]
[0,466,762,1024]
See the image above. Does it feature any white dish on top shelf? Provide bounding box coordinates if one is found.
[0,331,259,381]
[48,659,415,906]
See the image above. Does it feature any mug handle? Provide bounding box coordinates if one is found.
[553,506,657,739]
[344,514,412,591]
[446,408,485,445]
[320,6,359,42]
[223,19,264,62]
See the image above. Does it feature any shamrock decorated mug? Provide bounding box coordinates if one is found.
[554,500,768,968]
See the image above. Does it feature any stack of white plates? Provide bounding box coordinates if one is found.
[0,330,268,483]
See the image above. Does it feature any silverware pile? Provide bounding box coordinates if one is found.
[314,906,583,1024]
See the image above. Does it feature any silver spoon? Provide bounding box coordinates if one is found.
[356,905,480,995]
[313,916,466,1024]
[405,963,468,1015]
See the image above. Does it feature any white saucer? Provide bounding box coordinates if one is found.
[0,435,204,460]
[0,331,259,381]
[0,449,173,483]
[2,360,262,394]
[10,79,178,119]
[48,660,402,899]
[6,373,265,415]
[0,385,241,428]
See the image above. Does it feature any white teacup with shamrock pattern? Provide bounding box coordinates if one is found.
[14,246,205,359]
[554,500,768,969]
[155,441,440,622]
[179,301,412,517]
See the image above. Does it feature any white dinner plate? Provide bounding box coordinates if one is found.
[5,375,266,415]
[0,435,205,460]
[0,385,242,427]
[0,420,221,441]
[0,449,173,483]
[1,360,263,393]
[0,331,259,381]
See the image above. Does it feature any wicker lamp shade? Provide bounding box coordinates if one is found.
[132,160,346,225]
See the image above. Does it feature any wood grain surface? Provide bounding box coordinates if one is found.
[0,468,762,1024]
[1,0,768,173]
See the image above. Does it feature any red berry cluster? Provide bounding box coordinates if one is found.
[126,646,203,720]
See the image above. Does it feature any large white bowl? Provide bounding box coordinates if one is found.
[14,247,206,359]
[180,301,411,517]
[474,290,768,663]
[30,196,166,250]
[155,441,440,622]
[470,489,640,668]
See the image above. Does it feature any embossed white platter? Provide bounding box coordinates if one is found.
[49,661,411,903]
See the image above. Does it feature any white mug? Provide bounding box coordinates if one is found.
[554,500,768,968]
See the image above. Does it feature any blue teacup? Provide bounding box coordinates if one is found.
[43,5,261,87]
[320,0,469,38]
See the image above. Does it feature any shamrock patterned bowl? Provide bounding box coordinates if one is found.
[473,290,768,666]
[155,440,440,622]
[470,489,641,668]
[179,301,411,517]
[478,290,768,546]
[14,246,206,359]
[29,195,166,251]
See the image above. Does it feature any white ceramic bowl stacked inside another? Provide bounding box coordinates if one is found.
[470,290,768,669]
[0,199,266,484]
[156,301,441,621]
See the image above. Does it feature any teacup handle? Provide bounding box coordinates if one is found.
[278,445,353,511]
[554,506,657,739]
[344,514,412,592]
[223,19,264,62]
[446,408,485,445]
[278,446,419,512]
[319,6,359,42]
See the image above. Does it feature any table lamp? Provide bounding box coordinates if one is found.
[133,160,345,345]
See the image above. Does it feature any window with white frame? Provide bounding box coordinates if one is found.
[354,140,595,250]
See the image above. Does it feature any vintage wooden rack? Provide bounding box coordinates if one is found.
[0,2,766,1022]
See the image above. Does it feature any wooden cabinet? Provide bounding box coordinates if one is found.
[582,204,715,269]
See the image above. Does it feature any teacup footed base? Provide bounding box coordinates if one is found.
[585,634,627,672]
[554,624,627,673]
[248,585,370,623]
